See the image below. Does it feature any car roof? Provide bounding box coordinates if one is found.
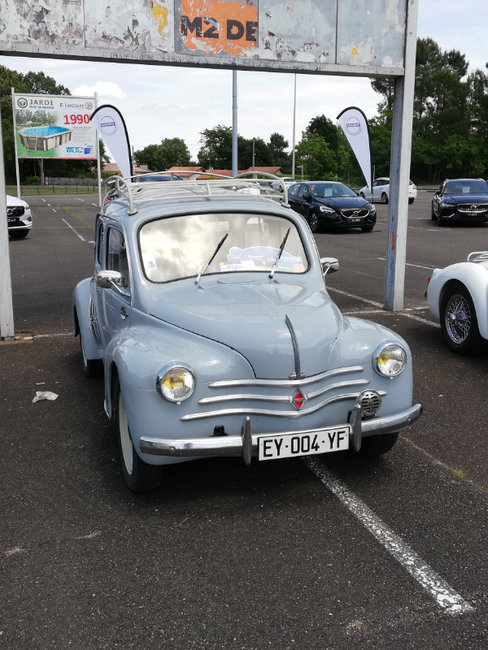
[101,172,294,224]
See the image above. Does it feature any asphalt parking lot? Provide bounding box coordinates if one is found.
[1,191,487,649]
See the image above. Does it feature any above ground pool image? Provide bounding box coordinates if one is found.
[17,125,72,153]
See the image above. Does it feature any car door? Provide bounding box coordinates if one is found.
[98,226,132,348]
[287,183,304,214]
[432,183,444,218]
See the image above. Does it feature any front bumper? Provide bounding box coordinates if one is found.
[139,402,422,464]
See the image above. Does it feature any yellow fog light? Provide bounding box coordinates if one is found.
[157,364,195,402]
[374,343,406,378]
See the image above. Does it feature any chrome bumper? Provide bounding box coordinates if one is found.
[139,403,422,464]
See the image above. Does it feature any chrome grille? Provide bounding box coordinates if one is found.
[340,208,369,218]
[457,204,488,214]
[7,206,25,217]
[358,390,382,419]
[182,365,386,421]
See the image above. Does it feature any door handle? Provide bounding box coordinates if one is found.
[120,306,128,320]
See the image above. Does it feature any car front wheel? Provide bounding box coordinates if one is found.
[381,192,388,204]
[307,211,319,233]
[440,283,483,354]
[114,380,162,492]
[9,229,29,239]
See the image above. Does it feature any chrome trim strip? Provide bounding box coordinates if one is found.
[198,379,371,405]
[140,403,423,457]
[208,365,364,389]
[181,391,363,421]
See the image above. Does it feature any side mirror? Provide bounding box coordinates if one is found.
[96,269,124,289]
[320,257,339,276]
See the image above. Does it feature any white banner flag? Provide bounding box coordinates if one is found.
[90,104,133,178]
[337,107,372,192]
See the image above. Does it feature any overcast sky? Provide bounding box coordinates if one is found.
[1,0,486,161]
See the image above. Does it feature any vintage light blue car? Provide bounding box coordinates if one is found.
[73,173,422,492]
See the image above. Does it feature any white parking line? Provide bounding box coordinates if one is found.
[62,218,86,242]
[41,198,56,213]
[306,458,474,615]
[377,257,433,271]
[327,287,440,328]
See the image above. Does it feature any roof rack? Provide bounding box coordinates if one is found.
[103,171,290,216]
[467,251,488,263]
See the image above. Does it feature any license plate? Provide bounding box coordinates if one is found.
[258,426,350,461]
[350,218,360,223]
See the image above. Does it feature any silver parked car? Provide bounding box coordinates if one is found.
[73,172,421,492]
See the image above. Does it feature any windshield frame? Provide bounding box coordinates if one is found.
[138,210,310,284]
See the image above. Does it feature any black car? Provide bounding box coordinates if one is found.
[288,181,376,233]
[136,173,183,182]
[431,178,488,226]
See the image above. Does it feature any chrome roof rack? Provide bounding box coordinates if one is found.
[467,251,488,263]
[102,171,290,216]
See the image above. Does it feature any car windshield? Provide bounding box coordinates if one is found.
[139,212,308,283]
[444,180,488,194]
[309,182,356,198]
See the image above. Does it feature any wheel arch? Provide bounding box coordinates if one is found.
[439,277,488,340]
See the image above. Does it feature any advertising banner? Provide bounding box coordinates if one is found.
[90,105,133,179]
[337,107,372,190]
[13,93,97,160]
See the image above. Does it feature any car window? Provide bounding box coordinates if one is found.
[296,185,310,199]
[310,183,356,198]
[107,228,129,288]
[96,218,104,267]
[139,212,308,283]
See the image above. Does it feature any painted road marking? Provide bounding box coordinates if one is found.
[62,218,86,242]
[306,458,474,615]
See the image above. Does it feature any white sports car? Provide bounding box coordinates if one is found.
[426,251,488,353]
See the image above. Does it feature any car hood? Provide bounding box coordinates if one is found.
[149,280,342,379]
[445,193,488,204]
[6,194,27,208]
[313,196,370,210]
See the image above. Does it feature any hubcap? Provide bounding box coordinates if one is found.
[445,294,471,344]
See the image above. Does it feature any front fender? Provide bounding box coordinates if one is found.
[428,263,488,338]
[103,323,255,420]
[73,277,100,360]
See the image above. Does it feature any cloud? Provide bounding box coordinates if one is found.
[71,81,127,101]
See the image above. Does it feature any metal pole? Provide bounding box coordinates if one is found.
[232,70,238,176]
[384,0,419,311]
[95,92,102,205]
[0,103,15,340]
[11,88,21,199]
[291,74,296,178]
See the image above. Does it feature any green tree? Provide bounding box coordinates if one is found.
[268,132,290,169]
[295,132,336,180]
[135,137,192,170]
[198,125,233,169]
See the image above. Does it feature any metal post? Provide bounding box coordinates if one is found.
[232,71,238,177]
[384,0,419,311]
[291,74,296,178]
[0,104,15,340]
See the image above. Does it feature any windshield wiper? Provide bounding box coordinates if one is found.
[269,228,290,279]
[195,233,229,286]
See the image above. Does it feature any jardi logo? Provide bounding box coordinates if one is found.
[17,97,28,109]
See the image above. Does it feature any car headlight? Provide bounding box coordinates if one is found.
[319,205,336,213]
[374,343,406,377]
[157,363,195,403]
[441,202,456,209]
